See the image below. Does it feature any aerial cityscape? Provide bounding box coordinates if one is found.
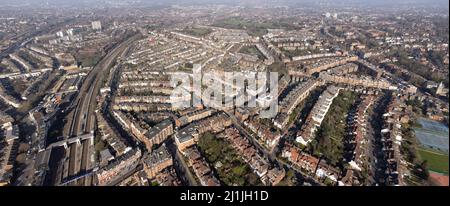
[0,0,448,187]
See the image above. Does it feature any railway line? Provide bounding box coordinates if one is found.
[54,34,141,185]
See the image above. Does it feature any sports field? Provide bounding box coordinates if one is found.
[417,148,449,175]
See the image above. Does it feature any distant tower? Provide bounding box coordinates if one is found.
[92,21,102,30]
[333,13,338,19]
[67,28,74,36]
[435,82,445,96]
[56,31,64,38]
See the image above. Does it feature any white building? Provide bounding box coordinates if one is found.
[92,21,102,30]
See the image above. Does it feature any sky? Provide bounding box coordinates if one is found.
[0,0,448,9]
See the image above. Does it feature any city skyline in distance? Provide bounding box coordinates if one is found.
[0,0,448,9]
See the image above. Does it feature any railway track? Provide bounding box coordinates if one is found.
[59,34,141,185]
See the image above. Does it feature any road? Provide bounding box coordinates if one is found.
[367,93,391,186]
[166,139,198,186]
[224,111,273,158]
[0,18,77,59]
[224,111,322,185]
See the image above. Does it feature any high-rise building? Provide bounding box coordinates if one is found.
[67,28,74,36]
[56,31,64,37]
[333,13,338,19]
[92,21,102,30]
[436,82,448,96]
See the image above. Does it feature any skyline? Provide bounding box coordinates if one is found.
[0,0,449,9]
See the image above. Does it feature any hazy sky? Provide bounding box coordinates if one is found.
[0,0,448,9]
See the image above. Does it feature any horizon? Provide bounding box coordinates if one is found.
[0,0,449,9]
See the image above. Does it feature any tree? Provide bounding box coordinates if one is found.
[413,160,429,180]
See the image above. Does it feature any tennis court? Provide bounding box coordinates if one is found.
[414,118,449,153]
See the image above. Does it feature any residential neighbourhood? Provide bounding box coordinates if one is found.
[0,0,448,188]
